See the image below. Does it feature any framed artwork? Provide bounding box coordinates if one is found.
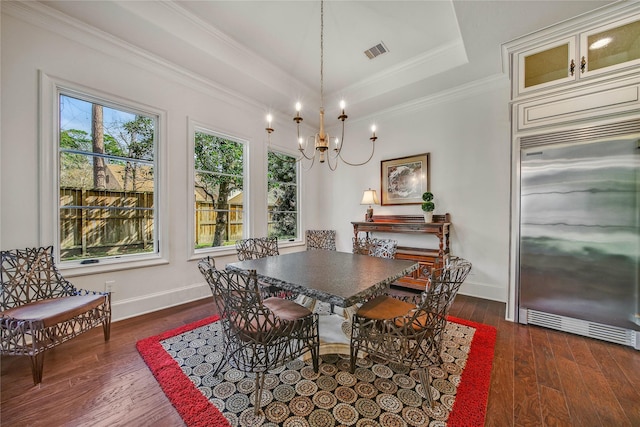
[380,153,430,205]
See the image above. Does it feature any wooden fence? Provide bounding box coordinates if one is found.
[59,188,154,260]
[195,202,243,247]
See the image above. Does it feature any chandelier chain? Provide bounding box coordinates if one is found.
[320,0,324,109]
[265,0,378,170]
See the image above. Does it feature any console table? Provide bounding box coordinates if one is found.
[351,214,451,291]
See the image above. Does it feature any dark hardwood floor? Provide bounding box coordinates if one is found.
[1,295,638,426]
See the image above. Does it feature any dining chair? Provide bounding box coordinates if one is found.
[352,237,371,255]
[349,257,472,407]
[352,237,398,259]
[198,257,320,414]
[235,236,279,260]
[1,246,111,384]
[368,238,398,259]
[305,230,337,251]
[234,236,298,299]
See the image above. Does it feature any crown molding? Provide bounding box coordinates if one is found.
[376,73,509,119]
[2,0,268,114]
[138,1,313,98]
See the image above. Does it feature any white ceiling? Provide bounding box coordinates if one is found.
[40,0,615,124]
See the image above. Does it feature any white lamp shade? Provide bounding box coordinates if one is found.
[360,189,379,205]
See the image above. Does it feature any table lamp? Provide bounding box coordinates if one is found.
[360,188,379,222]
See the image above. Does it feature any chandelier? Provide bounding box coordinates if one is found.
[265,0,378,170]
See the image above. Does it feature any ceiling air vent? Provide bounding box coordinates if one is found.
[364,42,389,60]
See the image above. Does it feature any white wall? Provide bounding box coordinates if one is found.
[1,3,513,322]
[326,78,512,304]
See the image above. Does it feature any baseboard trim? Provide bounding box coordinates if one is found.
[459,280,506,303]
[111,282,211,322]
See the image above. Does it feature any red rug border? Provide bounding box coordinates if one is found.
[136,315,496,427]
[136,315,231,427]
[446,315,497,427]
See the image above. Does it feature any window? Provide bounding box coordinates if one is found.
[58,93,158,262]
[193,129,245,250]
[267,151,299,241]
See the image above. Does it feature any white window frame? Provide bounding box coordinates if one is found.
[267,148,302,245]
[39,72,168,275]
[188,119,249,259]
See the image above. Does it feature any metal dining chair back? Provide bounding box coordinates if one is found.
[349,257,472,407]
[368,238,398,259]
[306,230,337,251]
[352,237,371,255]
[352,237,398,259]
[235,237,279,261]
[198,257,320,414]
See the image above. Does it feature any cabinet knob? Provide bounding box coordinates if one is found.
[581,56,586,74]
[569,59,575,76]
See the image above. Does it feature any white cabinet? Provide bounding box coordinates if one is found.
[515,76,640,132]
[507,6,640,100]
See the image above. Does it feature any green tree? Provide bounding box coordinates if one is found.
[195,133,243,247]
[60,129,93,188]
[268,152,297,239]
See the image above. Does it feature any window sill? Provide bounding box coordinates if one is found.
[59,255,169,278]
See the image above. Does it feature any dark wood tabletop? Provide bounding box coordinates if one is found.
[225,251,419,307]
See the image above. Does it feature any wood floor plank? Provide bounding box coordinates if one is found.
[453,295,476,320]
[589,339,640,425]
[485,354,514,427]
[2,295,638,427]
[468,297,489,324]
[513,326,543,426]
[539,384,572,427]
[568,336,600,370]
[530,326,563,391]
[546,328,574,363]
[576,352,633,427]
[554,356,601,427]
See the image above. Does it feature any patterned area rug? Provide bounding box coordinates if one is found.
[137,315,496,427]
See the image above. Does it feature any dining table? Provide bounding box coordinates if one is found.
[225,250,420,354]
[225,250,419,307]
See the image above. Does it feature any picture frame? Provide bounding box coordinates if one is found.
[380,153,430,205]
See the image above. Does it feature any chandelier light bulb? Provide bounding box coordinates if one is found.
[339,100,346,110]
[295,102,302,112]
[266,114,274,136]
[370,124,378,142]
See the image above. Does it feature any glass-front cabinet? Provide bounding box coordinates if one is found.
[581,17,640,75]
[520,37,576,91]
[514,12,640,97]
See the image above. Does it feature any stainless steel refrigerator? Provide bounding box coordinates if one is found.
[518,134,640,349]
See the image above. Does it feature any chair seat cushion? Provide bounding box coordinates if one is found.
[356,295,436,332]
[356,295,415,320]
[0,295,105,328]
[263,297,312,321]
[233,298,312,343]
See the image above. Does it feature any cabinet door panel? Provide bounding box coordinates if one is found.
[584,17,640,74]
[524,44,570,87]
[518,38,576,95]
